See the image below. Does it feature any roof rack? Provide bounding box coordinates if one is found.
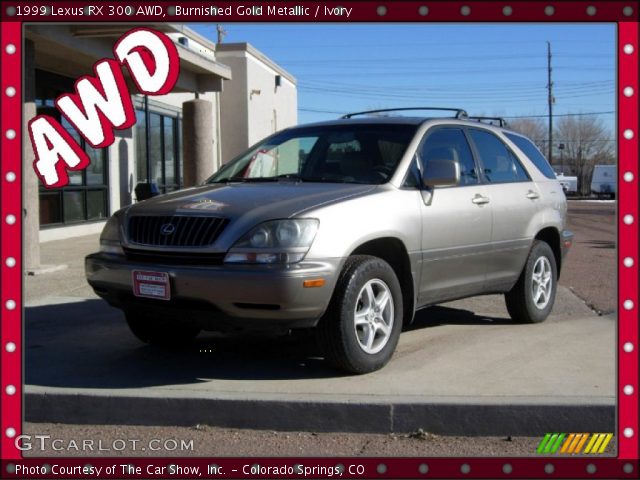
[468,116,508,128]
[341,107,468,120]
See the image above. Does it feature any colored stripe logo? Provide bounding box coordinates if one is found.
[537,433,613,454]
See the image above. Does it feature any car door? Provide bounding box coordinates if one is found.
[416,127,493,306]
[466,128,538,291]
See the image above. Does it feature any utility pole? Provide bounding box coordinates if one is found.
[547,41,554,164]
[216,24,227,44]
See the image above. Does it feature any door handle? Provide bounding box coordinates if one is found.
[526,190,540,200]
[472,194,490,205]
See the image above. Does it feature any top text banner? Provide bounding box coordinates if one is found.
[1,2,636,22]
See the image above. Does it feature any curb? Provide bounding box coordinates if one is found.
[26,392,615,436]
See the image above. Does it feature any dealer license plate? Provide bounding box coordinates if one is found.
[132,270,170,300]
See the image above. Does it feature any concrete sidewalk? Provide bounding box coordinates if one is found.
[24,234,616,435]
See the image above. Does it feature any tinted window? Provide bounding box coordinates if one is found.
[469,130,530,184]
[419,128,478,186]
[209,124,417,185]
[505,132,556,179]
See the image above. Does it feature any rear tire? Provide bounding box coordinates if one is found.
[316,255,403,374]
[505,240,558,323]
[125,309,200,346]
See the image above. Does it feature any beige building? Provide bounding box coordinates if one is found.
[23,25,297,271]
[216,43,297,164]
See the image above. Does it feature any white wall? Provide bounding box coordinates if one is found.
[246,54,297,146]
[217,54,249,164]
[217,46,297,164]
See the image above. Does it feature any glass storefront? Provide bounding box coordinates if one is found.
[135,107,183,194]
[35,70,110,227]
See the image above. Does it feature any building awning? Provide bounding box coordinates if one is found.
[26,24,231,93]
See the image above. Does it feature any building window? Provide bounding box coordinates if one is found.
[35,70,110,227]
[135,108,182,193]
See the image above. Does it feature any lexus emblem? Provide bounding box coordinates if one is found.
[160,223,175,235]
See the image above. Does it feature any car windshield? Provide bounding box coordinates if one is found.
[207,124,418,185]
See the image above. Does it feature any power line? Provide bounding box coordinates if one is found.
[278,54,613,65]
[298,85,614,100]
[504,111,614,118]
[297,88,613,105]
[299,108,346,115]
[300,79,614,94]
[292,67,613,78]
[299,108,616,118]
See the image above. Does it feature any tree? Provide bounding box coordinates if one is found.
[508,118,547,152]
[554,115,614,195]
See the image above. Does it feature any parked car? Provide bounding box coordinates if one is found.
[86,108,573,374]
[591,165,616,199]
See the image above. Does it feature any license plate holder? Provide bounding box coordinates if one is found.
[132,270,170,301]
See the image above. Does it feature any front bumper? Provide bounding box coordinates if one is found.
[85,253,341,331]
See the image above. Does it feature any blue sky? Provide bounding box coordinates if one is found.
[190,23,615,131]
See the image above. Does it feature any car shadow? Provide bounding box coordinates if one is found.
[406,305,512,331]
[26,298,509,389]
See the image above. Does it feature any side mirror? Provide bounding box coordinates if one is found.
[134,182,159,201]
[422,159,460,188]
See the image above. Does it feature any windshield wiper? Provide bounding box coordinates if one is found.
[275,174,306,181]
[216,176,278,183]
[212,175,373,184]
[216,174,305,183]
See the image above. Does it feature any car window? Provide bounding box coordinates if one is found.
[378,139,409,168]
[208,124,417,185]
[224,136,319,179]
[322,138,362,177]
[505,132,556,179]
[418,128,478,186]
[468,129,530,184]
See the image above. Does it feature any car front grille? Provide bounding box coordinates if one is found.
[128,215,228,247]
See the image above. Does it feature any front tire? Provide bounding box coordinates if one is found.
[317,255,403,374]
[505,240,558,323]
[125,309,200,346]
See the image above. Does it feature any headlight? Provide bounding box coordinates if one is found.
[99,215,124,255]
[225,219,319,264]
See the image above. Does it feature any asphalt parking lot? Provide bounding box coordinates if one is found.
[562,200,616,314]
[22,199,616,445]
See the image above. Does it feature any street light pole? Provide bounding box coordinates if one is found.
[547,41,554,164]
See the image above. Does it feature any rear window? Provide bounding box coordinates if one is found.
[505,133,556,179]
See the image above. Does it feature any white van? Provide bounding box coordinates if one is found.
[556,173,578,195]
[591,165,616,198]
